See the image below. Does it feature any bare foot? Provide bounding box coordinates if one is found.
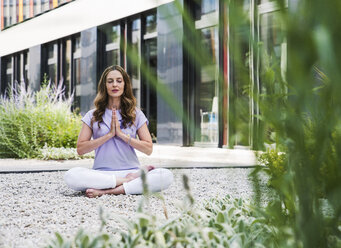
[85,188,104,198]
[125,165,155,181]
[145,165,155,171]
[85,185,125,198]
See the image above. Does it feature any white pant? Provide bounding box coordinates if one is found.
[64,167,174,195]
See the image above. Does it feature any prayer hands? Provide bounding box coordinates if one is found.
[111,107,123,138]
[110,108,116,137]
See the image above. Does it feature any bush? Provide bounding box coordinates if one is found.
[257,149,287,190]
[38,146,94,160]
[0,81,82,158]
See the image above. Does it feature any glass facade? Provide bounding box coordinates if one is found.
[0,0,287,148]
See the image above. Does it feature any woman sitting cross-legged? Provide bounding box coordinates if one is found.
[64,65,173,198]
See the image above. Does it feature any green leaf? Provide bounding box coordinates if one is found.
[217,212,225,223]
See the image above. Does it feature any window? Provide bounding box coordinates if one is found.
[142,12,158,139]
[1,50,29,94]
[73,36,81,111]
[34,0,42,16]
[103,23,121,67]
[201,0,216,15]
[46,42,58,84]
[128,18,142,107]
[192,2,219,146]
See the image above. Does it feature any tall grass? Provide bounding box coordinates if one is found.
[0,81,81,158]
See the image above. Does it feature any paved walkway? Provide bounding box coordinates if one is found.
[0,145,257,173]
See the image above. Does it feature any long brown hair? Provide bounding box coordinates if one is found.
[91,65,137,128]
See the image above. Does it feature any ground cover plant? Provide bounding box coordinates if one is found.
[47,175,278,248]
[0,80,82,158]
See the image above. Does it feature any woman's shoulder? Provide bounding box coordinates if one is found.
[81,108,96,123]
[134,107,147,117]
[135,107,142,114]
[83,108,96,117]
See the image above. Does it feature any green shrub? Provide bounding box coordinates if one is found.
[38,146,94,160]
[0,81,82,158]
[257,149,287,189]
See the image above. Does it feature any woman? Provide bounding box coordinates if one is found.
[64,65,173,198]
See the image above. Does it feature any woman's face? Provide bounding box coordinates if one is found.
[106,70,125,98]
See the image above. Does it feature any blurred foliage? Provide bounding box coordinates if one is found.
[0,79,82,158]
[257,149,287,190]
[250,0,341,247]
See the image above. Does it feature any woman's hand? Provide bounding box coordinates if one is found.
[110,108,116,137]
[113,108,124,138]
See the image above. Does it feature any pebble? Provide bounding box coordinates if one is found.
[0,168,261,247]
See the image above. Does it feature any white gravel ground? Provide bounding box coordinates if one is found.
[0,168,259,248]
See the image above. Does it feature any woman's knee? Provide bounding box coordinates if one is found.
[64,167,86,190]
[152,168,174,189]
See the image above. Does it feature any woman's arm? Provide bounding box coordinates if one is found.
[76,123,114,155]
[119,123,153,155]
[77,110,116,155]
[113,111,153,155]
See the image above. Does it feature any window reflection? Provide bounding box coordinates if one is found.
[196,27,219,144]
[145,14,157,34]
[73,36,81,111]
[130,18,141,107]
[23,0,29,20]
[64,39,72,99]
[47,42,58,84]
[5,57,13,86]
[103,23,121,67]
[3,0,9,27]
[41,0,49,12]
[10,0,15,25]
[34,0,42,16]
[201,0,216,15]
